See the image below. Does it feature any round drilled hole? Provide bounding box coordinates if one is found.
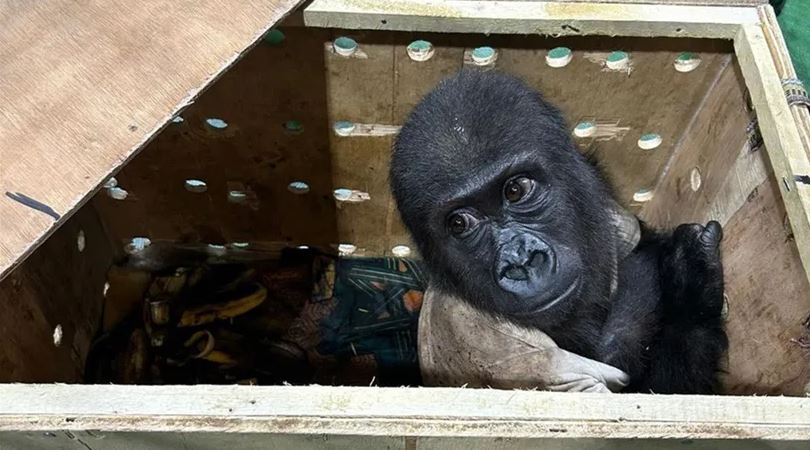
[77,230,86,252]
[471,46,497,66]
[264,29,285,45]
[407,40,434,62]
[674,52,702,73]
[334,120,356,136]
[392,245,412,257]
[284,120,304,134]
[338,243,357,256]
[107,186,129,200]
[288,181,310,194]
[53,324,63,347]
[546,47,573,68]
[690,167,702,192]
[638,133,662,150]
[633,189,654,203]
[185,179,208,193]
[606,51,629,70]
[333,36,358,57]
[125,237,152,254]
[205,118,228,130]
[573,121,597,138]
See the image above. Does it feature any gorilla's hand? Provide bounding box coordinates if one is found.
[660,220,725,321]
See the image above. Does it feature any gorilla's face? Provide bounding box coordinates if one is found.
[391,70,616,326]
[437,169,585,318]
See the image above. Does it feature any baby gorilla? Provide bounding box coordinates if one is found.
[390,69,727,394]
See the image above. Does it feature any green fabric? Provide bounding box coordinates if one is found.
[776,0,810,84]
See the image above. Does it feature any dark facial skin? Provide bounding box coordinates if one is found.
[391,69,728,394]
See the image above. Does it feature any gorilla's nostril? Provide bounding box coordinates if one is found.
[526,250,547,268]
[502,265,529,281]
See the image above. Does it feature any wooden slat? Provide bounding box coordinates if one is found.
[0,204,113,382]
[304,0,760,39]
[0,0,303,282]
[1,385,810,440]
[735,24,810,294]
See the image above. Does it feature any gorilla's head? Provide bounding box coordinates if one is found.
[391,69,619,328]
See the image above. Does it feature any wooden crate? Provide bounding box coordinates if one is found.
[2,0,810,447]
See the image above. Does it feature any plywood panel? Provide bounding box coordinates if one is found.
[0,205,113,382]
[93,27,338,251]
[721,176,810,395]
[0,0,302,282]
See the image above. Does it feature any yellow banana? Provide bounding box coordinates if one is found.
[178,283,267,328]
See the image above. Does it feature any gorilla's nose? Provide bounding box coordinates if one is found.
[495,234,555,295]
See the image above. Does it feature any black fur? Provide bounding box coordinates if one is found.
[390,69,727,394]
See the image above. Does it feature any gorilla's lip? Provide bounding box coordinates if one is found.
[513,277,581,317]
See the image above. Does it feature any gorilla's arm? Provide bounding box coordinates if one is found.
[598,221,728,394]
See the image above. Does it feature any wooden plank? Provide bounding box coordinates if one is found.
[0,0,303,283]
[0,204,113,382]
[639,59,751,226]
[735,24,810,295]
[92,27,339,252]
[492,36,732,212]
[1,385,810,440]
[304,0,760,39]
[324,32,398,256]
[720,176,810,395]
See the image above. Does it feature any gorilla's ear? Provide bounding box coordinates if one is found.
[608,198,641,260]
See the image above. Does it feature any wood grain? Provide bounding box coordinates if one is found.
[93,27,338,251]
[1,384,810,441]
[0,0,303,282]
[0,204,113,382]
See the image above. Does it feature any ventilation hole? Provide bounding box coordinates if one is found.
[334,120,356,136]
[77,230,86,252]
[633,189,654,203]
[471,46,497,66]
[228,190,248,203]
[638,133,662,150]
[674,52,702,73]
[207,244,227,256]
[407,40,434,62]
[264,29,285,45]
[573,121,597,138]
[125,237,152,254]
[338,243,357,256]
[283,120,304,134]
[392,245,412,257]
[172,116,184,124]
[288,181,310,194]
[333,36,358,57]
[333,188,353,201]
[546,47,573,68]
[380,19,388,25]
[690,167,702,192]
[103,177,118,189]
[783,176,792,192]
[676,27,684,33]
[606,51,629,70]
[185,179,208,193]
[205,118,228,130]
[107,186,129,200]
[53,324,63,347]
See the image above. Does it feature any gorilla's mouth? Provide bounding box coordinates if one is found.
[513,276,581,317]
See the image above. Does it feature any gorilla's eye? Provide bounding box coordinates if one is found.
[447,211,477,237]
[504,176,534,203]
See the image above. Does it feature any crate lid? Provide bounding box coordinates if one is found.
[0,0,302,281]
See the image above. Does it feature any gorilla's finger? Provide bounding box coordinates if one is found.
[700,221,723,247]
